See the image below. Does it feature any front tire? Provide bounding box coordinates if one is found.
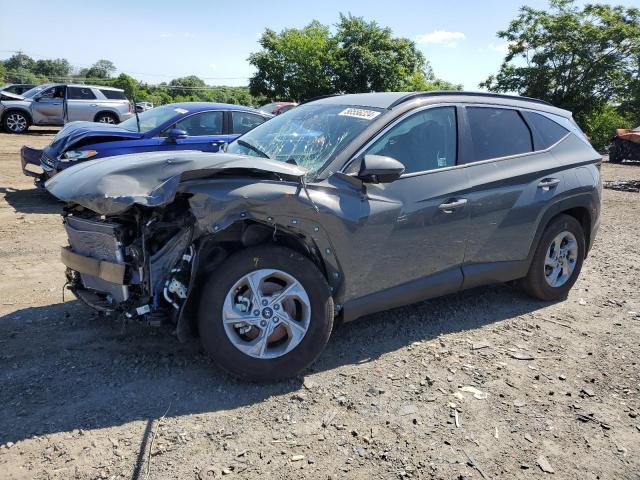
[197,245,334,382]
[520,214,585,301]
[3,111,30,133]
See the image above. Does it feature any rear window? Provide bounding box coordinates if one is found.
[67,87,96,100]
[100,89,126,100]
[467,107,533,161]
[522,111,569,150]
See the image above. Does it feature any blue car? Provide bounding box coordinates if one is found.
[21,102,272,186]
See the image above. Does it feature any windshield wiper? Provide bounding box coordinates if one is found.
[237,139,270,159]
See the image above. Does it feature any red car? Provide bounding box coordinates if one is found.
[258,101,297,116]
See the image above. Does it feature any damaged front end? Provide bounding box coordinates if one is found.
[61,197,197,331]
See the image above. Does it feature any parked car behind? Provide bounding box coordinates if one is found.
[21,102,271,186]
[259,101,297,115]
[0,83,133,133]
[47,91,601,382]
[609,126,640,163]
[0,83,37,95]
[135,101,154,113]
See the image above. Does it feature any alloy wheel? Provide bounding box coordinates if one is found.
[544,231,579,288]
[221,268,311,359]
[6,113,27,132]
[98,115,115,124]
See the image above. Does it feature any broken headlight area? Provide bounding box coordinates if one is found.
[61,196,197,326]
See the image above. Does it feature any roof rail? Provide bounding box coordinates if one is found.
[388,91,553,109]
[300,93,341,105]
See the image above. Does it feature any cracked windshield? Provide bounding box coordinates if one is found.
[226,104,382,175]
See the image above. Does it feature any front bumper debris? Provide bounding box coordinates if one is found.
[61,247,126,284]
[20,146,55,187]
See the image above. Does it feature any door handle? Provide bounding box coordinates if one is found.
[90,104,98,107]
[438,198,468,213]
[537,178,560,190]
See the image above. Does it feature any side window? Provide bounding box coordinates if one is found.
[232,112,266,135]
[39,86,65,99]
[67,87,96,100]
[100,89,126,100]
[467,107,533,161]
[522,111,569,150]
[365,107,457,174]
[172,111,223,136]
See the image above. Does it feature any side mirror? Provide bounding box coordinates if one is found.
[357,154,405,183]
[167,128,188,142]
[34,96,41,102]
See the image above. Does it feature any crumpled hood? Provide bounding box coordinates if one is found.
[0,91,25,101]
[45,150,306,215]
[45,121,143,158]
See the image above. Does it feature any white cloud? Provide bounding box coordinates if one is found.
[488,42,513,53]
[160,33,172,38]
[208,63,217,70]
[183,32,195,39]
[416,30,466,48]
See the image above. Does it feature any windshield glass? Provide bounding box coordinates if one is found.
[119,105,185,133]
[22,84,50,98]
[226,104,383,175]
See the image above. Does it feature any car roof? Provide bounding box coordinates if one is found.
[35,82,125,92]
[309,91,572,118]
[166,102,267,114]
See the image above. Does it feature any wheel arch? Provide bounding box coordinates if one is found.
[93,110,118,122]
[528,194,596,265]
[178,219,334,339]
[2,107,32,125]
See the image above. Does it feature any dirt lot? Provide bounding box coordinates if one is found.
[0,128,639,480]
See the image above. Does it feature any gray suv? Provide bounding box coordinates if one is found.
[46,91,601,381]
[0,83,133,133]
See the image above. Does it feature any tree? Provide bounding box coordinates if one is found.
[3,53,37,83]
[249,21,337,102]
[168,75,207,97]
[84,59,117,79]
[480,0,640,123]
[334,14,428,93]
[33,58,71,80]
[248,15,458,102]
[111,73,138,99]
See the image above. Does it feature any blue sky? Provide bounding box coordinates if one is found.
[1,0,637,90]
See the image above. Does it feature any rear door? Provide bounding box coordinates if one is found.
[460,105,568,287]
[66,86,99,122]
[230,111,269,140]
[349,105,470,299]
[158,110,231,153]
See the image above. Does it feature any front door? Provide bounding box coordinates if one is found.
[32,85,66,125]
[158,111,233,153]
[350,106,470,299]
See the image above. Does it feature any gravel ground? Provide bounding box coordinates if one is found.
[0,128,639,479]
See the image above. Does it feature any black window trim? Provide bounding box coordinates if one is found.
[343,103,462,178]
[520,109,571,152]
[67,86,97,101]
[157,109,226,138]
[230,110,269,135]
[342,102,573,178]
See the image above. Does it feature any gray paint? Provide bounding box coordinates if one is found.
[48,92,602,324]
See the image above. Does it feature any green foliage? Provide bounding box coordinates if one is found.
[83,59,117,79]
[249,21,337,102]
[33,58,71,80]
[249,14,458,102]
[110,73,138,99]
[583,104,633,151]
[168,75,207,97]
[481,0,640,125]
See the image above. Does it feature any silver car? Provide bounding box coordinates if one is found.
[0,83,134,133]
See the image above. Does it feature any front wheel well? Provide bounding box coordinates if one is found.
[2,108,32,124]
[182,220,329,337]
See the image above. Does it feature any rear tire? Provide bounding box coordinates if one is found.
[520,214,585,301]
[3,110,30,133]
[95,112,118,124]
[197,245,334,382]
